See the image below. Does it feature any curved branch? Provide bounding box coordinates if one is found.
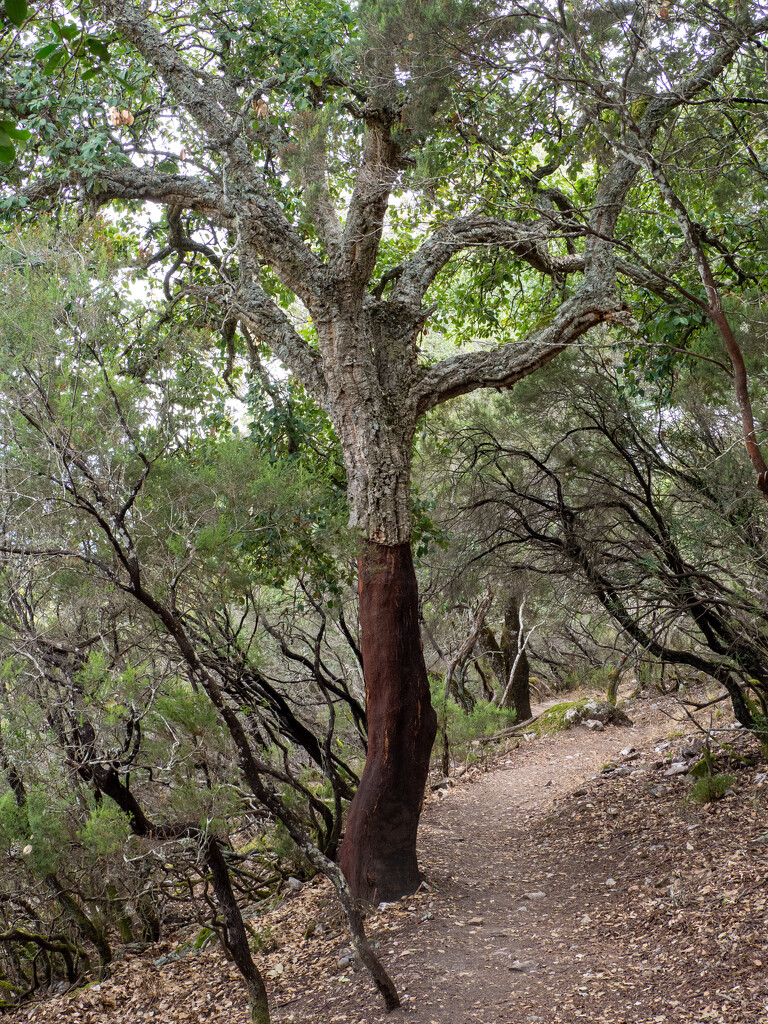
[393,214,580,306]
[411,292,629,416]
[98,0,325,304]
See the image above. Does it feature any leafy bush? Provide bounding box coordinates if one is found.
[432,678,517,765]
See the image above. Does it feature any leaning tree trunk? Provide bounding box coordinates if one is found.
[338,541,437,903]
[499,597,532,722]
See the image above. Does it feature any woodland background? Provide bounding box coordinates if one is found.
[1,0,768,1020]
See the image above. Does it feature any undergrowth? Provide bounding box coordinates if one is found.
[431,678,517,767]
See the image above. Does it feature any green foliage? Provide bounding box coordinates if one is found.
[689,772,736,803]
[24,788,71,876]
[431,677,516,763]
[0,791,27,844]
[4,0,27,29]
[687,744,735,803]
[78,804,132,861]
[153,683,222,741]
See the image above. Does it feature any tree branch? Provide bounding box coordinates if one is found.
[342,114,403,288]
[393,215,580,306]
[410,292,629,416]
[100,0,325,304]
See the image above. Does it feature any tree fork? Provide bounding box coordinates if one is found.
[339,541,437,903]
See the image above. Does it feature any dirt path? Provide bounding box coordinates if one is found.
[297,697,767,1024]
[326,708,663,1024]
[9,697,768,1024]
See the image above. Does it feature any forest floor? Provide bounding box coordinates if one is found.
[7,691,768,1024]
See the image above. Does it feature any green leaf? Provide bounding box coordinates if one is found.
[86,37,110,62]
[0,144,15,164]
[0,122,31,141]
[34,43,60,60]
[4,0,27,28]
[52,20,78,41]
[43,49,65,75]
[81,67,99,81]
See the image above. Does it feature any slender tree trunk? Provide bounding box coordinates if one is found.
[499,597,532,722]
[204,839,271,1024]
[45,875,112,975]
[338,541,437,903]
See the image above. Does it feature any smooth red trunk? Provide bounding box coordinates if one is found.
[338,541,437,903]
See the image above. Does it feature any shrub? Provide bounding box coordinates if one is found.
[431,678,517,765]
[689,773,735,803]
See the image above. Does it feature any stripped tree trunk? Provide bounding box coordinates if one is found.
[339,543,436,902]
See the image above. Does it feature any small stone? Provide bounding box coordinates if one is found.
[620,746,636,757]
[605,877,617,886]
[681,737,704,759]
[663,762,689,777]
[573,787,588,797]
[467,917,484,926]
[377,902,390,912]
[431,777,452,791]
[522,891,546,899]
[337,954,354,969]
[584,719,604,732]
[287,876,303,892]
[509,959,537,972]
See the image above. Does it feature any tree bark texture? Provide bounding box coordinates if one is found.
[338,542,437,903]
[499,598,532,722]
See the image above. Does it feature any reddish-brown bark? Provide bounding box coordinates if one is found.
[338,541,437,903]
